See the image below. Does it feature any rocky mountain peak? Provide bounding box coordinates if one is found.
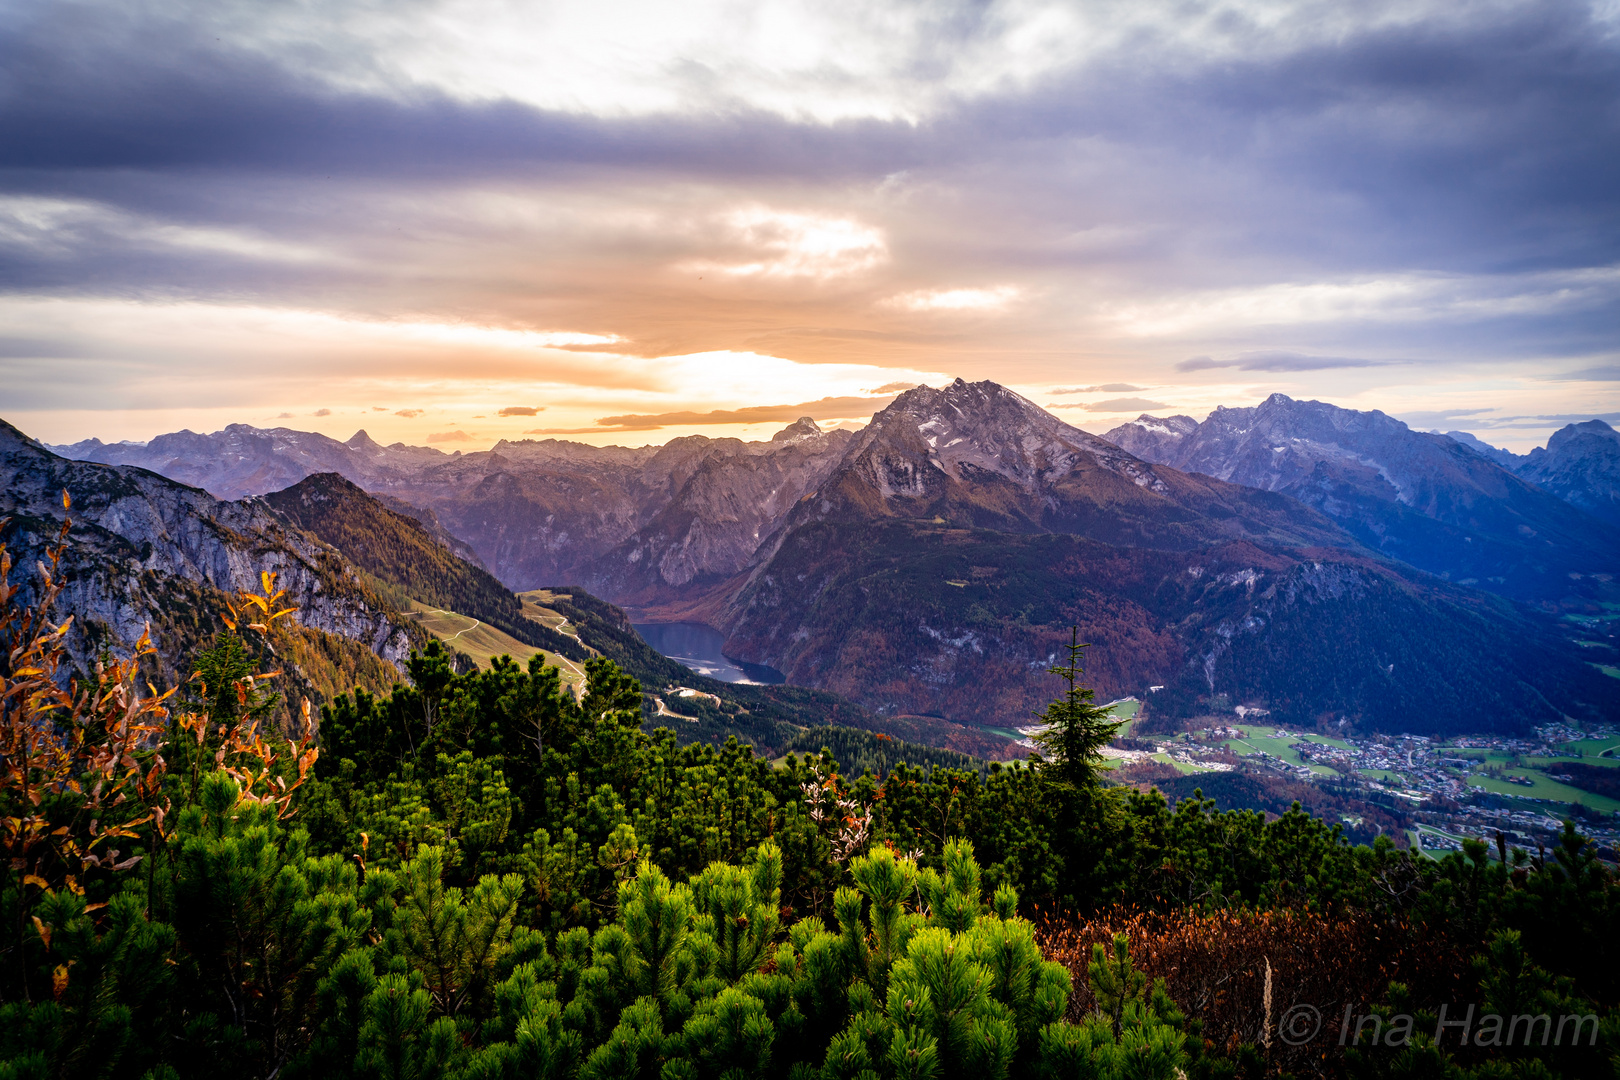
[276,470,358,506]
[861,378,1134,492]
[1102,413,1198,460]
[347,429,383,453]
[1517,418,1620,525]
[44,435,109,458]
[1548,418,1620,452]
[771,417,822,441]
[783,378,1335,549]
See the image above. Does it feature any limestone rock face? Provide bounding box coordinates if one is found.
[581,425,856,605]
[4,420,416,686]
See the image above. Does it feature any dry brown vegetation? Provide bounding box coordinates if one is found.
[1033,905,1468,1076]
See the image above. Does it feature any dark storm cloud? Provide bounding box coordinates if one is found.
[4,1,1615,245]
[0,5,924,180]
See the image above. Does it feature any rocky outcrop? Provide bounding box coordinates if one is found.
[3,420,418,688]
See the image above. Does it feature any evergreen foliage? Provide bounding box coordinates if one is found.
[779,727,988,777]
[2,528,1617,1079]
[1029,629,1121,788]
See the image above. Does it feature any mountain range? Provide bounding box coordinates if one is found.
[1103,395,1619,604]
[7,420,955,758]
[55,417,858,595]
[1446,420,1620,528]
[33,382,1620,737]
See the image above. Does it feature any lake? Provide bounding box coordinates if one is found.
[632,621,785,685]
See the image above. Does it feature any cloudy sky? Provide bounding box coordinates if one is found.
[4,0,1618,451]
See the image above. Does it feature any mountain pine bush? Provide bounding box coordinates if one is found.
[1,521,1616,1078]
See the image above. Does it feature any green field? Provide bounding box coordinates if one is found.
[1525,753,1620,770]
[406,601,587,691]
[1220,733,1340,776]
[1467,770,1620,812]
[980,726,1026,742]
[1151,752,1215,775]
[1554,737,1620,758]
[517,591,584,638]
[1359,768,1405,784]
[1098,697,1142,737]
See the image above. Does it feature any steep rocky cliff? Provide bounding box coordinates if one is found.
[4,420,419,701]
[580,420,856,610]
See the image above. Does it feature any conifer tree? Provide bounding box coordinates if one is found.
[1031,628,1120,789]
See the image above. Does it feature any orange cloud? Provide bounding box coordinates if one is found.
[526,393,899,433]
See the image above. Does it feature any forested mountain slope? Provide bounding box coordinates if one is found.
[262,472,586,662]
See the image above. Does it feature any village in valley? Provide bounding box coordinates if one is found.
[1049,700,1620,861]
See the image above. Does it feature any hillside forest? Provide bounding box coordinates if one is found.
[2,517,1618,1080]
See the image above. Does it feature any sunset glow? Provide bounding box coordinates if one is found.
[4,0,1617,452]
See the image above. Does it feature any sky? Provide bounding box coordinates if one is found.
[3,0,1619,452]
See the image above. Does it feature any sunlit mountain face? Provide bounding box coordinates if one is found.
[4,0,1619,452]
